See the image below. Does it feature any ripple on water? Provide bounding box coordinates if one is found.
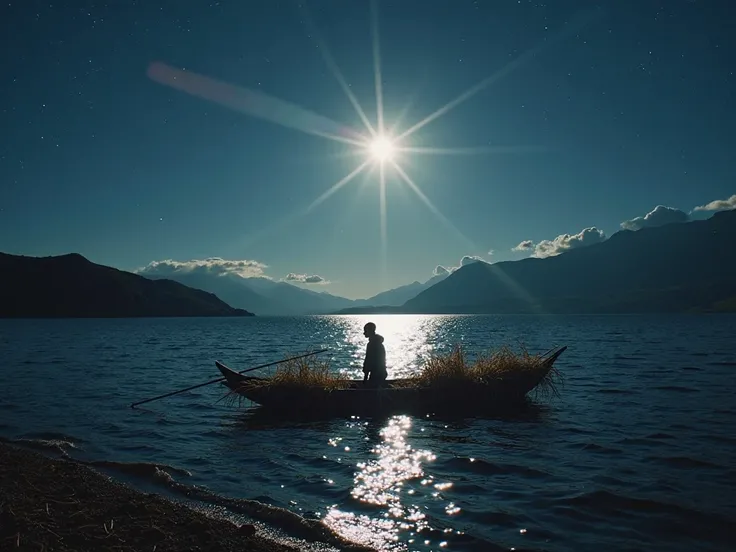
[442,456,550,478]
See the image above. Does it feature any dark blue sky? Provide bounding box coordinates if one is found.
[1,0,734,298]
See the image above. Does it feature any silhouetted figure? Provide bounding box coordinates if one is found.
[362,322,387,387]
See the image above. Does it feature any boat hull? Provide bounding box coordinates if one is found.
[215,346,566,416]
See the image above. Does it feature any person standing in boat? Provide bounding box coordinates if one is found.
[362,322,387,386]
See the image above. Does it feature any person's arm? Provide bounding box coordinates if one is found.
[363,344,370,380]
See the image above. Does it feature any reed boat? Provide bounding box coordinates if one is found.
[215,346,567,416]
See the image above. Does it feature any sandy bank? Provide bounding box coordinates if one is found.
[0,442,299,552]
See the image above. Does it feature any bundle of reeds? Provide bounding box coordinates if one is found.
[406,344,562,399]
[255,356,350,391]
[220,355,350,407]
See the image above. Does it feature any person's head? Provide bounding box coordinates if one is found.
[363,322,376,337]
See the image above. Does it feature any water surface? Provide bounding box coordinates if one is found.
[2,314,735,551]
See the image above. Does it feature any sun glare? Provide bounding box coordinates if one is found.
[369,136,395,162]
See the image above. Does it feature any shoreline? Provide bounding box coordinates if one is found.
[0,442,352,552]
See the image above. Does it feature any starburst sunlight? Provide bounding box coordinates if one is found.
[148,1,599,278]
[368,136,396,162]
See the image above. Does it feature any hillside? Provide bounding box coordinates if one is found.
[402,209,736,314]
[139,271,355,315]
[335,272,451,314]
[0,253,254,318]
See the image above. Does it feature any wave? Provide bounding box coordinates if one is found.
[646,456,724,470]
[555,490,734,541]
[0,437,194,480]
[577,442,624,454]
[83,459,193,478]
[645,432,675,440]
[442,456,549,478]
[0,435,81,458]
[652,385,700,393]
[459,508,519,527]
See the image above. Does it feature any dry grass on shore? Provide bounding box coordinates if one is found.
[0,443,298,552]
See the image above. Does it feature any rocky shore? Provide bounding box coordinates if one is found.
[0,443,298,552]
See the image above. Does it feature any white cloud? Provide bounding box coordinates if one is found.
[283,273,329,285]
[512,240,534,252]
[693,194,736,212]
[460,255,484,267]
[137,257,269,278]
[487,249,495,256]
[529,227,607,259]
[620,205,689,231]
[430,255,488,280]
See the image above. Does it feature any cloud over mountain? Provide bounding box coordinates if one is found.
[506,201,730,263]
[620,205,689,231]
[433,255,488,278]
[283,273,329,284]
[532,227,607,258]
[138,257,269,278]
[460,255,485,267]
[512,240,534,252]
[510,228,605,259]
[693,194,736,212]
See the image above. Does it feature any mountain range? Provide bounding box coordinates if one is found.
[2,209,734,318]
[352,208,736,314]
[140,209,735,316]
[0,252,253,318]
[137,266,450,316]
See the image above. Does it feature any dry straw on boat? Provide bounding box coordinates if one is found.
[220,355,349,408]
[257,356,350,391]
[407,343,563,399]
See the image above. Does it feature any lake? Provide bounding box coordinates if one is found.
[1,314,735,551]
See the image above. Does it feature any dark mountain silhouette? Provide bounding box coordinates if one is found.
[139,271,355,315]
[0,253,254,318]
[358,210,736,314]
[139,271,273,314]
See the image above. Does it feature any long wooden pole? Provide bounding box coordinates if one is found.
[130,348,329,408]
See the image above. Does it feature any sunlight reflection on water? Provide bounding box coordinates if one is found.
[323,415,458,551]
[326,315,466,378]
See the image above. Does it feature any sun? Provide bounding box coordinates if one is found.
[369,136,395,162]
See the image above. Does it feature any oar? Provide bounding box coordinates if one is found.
[130,348,329,409]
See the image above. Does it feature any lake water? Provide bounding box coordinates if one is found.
[1,314,735,551]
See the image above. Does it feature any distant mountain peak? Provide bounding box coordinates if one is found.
[58,252,90,263]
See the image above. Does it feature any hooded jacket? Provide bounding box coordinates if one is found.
[363,333,387,376]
